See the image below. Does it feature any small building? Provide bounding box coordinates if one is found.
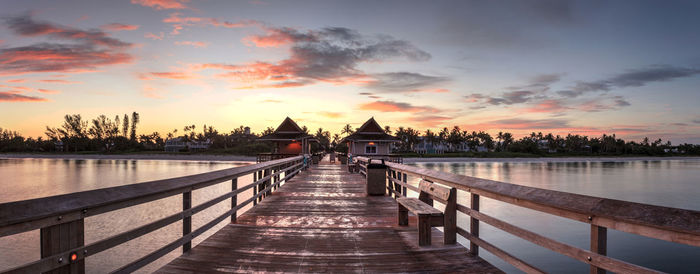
[164,137,187,152]
[340,117,399,156]
[257,117,315,155]
[414,137,447,154]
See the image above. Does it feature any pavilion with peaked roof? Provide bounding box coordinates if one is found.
[340,117,399,156]
[257,117,316,155]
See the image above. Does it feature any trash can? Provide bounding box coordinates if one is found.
[312,155,320,164]
[366,159,387,196]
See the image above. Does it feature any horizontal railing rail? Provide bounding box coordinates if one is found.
[355,156,699,273]
[256,153,299,163]
[0,155,307,274]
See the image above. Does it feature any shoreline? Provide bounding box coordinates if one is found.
[402,156,700,163]
[0,153,255,162]
[2,153,699,163]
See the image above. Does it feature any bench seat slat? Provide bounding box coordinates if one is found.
[397,197,443,216]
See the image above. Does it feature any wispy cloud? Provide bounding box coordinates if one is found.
[194,26,430,89]
[101,23,140,31]
[131,0,190,10]
[365,72,449,93]
[358,100,440,113]
[144,32,165,40]
[0,91,47,102]
[174,41,209,48]
[0,14,133,75]
[38,79,82,84]
[561,65,700,97]
[163,13,255,35]
[318,111,343,118]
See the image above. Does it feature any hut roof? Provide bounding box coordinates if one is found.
[340,117,399,143]
[257,117,317,141]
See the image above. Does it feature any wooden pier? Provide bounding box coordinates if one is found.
[1,153,698,273]
[157,157,500,273]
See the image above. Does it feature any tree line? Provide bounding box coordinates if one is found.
[1,115,699,156]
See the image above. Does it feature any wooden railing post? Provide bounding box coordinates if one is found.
[470,193,480,255]
[183,191,192,252]
[231,178,237,223]
[401,172,407,197]
[41,219,85,274]
[263,168,271,197]
[590,224,607,274]
[253,171,258,206]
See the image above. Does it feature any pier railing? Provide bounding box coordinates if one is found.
[355,156,700,274]
[0,155,307,274]
[256,153,299,163]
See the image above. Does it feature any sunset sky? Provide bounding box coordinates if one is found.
[1,0,699,143]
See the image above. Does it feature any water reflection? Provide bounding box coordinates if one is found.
[0,158,252,273]
[411,159,700,273]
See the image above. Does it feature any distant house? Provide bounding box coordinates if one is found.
[257,117,316,155]
[164,137,187,152]
[414,137,447,154]
[537,140,557,153]
[340,117,399,156]
[164,138,211,152]
[54,140,64,152]
[189,139,212,151]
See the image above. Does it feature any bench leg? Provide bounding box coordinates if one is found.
[398,204,408,226]
[418,215,431,246]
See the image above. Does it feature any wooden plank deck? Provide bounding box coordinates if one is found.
[157,157,501,273]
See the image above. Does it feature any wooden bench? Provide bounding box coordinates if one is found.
[397,180,457,246]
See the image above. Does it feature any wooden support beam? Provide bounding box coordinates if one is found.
[183,191,192,252]
[470,193,480,255]
[41,219,85,274]
[231,178,237,223]
[402,172,407,198]
[590,224,608,274]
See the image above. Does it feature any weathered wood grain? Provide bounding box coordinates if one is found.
[158,158,501,273]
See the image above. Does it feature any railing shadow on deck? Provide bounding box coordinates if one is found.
[354,156,700,274]
[0,155,309,274]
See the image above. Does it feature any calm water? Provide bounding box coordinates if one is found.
[410,159,700,273]
[1,158,698,273]
[0,158,254,273]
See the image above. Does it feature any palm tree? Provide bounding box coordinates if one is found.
[342,124,354,136]
[130,112,139,141]
[384,125,392,134]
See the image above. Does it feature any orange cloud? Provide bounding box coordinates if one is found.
[38,79,82,84]
[37,88,60,94]
[5,79,26,83]
[163,13,255,34]
[358,100,440,113]
[0,91,47,102]
[523,99,569,113]
[174,41,209,48]
[318,111,343,118]
[131,0,189,10]
[147,71,198,80]
[101,23,140,31]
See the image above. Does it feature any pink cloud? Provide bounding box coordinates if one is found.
[5,79,25,83]
[163,13,255,35]
[0,15,133,75]
[144,32,165,40]
[38,79,82,84]
[174,41,209,48]
[0,91,47,102]
[101,23,140,31]
[131,0,190,10]
[358,100,440,113]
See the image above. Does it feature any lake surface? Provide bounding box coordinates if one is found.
[0,158,254,273]
[410,159,700,273]
[0,158,698,273]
